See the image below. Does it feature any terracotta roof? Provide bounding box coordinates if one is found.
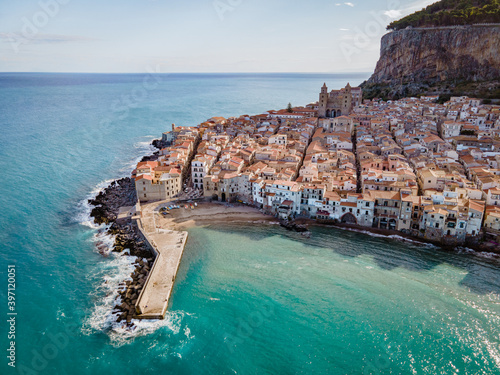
[340,202,357,207]
[469,200,485,213]
[135,174,153,181]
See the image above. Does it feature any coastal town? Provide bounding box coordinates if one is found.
[132,83,500,249]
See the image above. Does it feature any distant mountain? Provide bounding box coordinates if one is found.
[388,0,500,31]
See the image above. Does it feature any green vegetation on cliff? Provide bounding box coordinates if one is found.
[387,0,500,30]
[361,79,500,101]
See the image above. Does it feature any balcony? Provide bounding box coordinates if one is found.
[375,213,399,219]
[317,210,330,216]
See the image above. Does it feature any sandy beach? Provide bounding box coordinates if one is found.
[142,201,276,231]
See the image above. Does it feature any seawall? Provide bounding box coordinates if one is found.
[132,206,188,319]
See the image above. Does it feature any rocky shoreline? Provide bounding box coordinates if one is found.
[294,218,500,255]
[113,256,153,324]
[279,219,309,233]
[87,139,170,328]
[88,177,137,225]
[89,178,155,327]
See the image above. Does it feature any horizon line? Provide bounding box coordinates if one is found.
[0,71,372,75]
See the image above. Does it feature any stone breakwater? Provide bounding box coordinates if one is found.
[87,139,179,327]
[89,177,156,327]
[114,257,154,324]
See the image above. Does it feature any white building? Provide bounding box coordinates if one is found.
[269,134,287,146]
[191,155,216,190]
[441,121,461,139]
[264,181,302,216]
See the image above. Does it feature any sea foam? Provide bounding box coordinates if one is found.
[119,136,156,175]
[336,226,438,248]
[82,247,186,347]
[78,135,169,343]
[74,178,115,229]
[457,247,500,260]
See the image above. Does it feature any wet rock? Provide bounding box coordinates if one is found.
[88,177,137,226]
[280,220,308,233]
[89,177,161,329]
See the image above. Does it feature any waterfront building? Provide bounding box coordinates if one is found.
[134,91,500,245]
[263,180,302,217]
[135,167,182,202]
[484,206,500,231]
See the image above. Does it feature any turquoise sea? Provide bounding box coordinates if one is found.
[2,72,500,375]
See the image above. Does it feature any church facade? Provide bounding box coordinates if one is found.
[317,83,362,118]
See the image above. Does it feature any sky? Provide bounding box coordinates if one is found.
[0,0,437,73]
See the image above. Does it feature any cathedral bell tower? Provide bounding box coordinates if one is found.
[318,83,328,118]
[341,83,352,115]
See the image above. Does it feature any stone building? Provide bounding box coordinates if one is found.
[135,169,182,202]
[317,83,362,119]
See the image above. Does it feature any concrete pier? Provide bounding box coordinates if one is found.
[133,204,187,319]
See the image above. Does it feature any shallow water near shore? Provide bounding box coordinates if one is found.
[2,72,500,374]
[167,223,500,374]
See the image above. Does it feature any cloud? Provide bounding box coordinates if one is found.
[403,0,437,14]
[339,28,350,31]
[381,0,436,22]
[384,9,402,19]
[0,33,98,45]
[344,2,355,7]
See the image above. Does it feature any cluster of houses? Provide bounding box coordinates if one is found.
[132,125,199,201]
[132,84,500,246]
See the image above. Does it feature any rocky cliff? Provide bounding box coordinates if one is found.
[362,25,500,99]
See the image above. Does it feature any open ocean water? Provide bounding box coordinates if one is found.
[2,72,500,374]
